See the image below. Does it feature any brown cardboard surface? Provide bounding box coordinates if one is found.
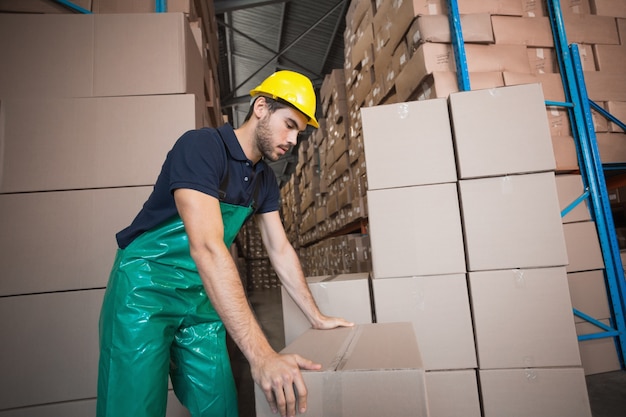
[395,43,531,102]
[585,71,626,102]
[425,370,481,417]
[0,94,198,193]
[281,273,373,346]
[0,0,92,13]
[372,275,477,370]
[0,13,95,98]
[564,13,620,44]
[546,106,573,137]
[0,12,203,99]
[596,132,626,163]
[453,0,524,16]
[92,0,192,13]
[255,323,427,417]
[406,13,494,45]
[551,135,580,171]
[368,183,466,278]
[361,98,457,190]
[469,267,582,369]
[563,221,606,273]
[93,13,204,98]
[555,174,592,223]
[503,72,566,101]
[479,368,592,417]
[0,187,152,296]
[491,16,554,47]
[568,270,611,323]
[590,0,626,18]
[527,47,558,74]
[576,320,622,375]
[459,173,569,271]
[607,101,626,132]
[412,71,504,100]
[449,83,556,179]
[0,290,103,409]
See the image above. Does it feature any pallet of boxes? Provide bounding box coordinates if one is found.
[0,1,221,416]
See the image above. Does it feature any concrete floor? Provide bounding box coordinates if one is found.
[231,287,626,417]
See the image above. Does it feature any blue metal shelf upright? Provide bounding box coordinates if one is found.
[447,0,626,368]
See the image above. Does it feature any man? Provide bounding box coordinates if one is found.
[97,70,353,417]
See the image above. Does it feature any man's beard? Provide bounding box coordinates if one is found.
[256,115,278,161]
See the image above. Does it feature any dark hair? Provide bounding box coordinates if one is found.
[243,95,296,122]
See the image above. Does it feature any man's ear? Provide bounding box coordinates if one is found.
[253,96,267,120]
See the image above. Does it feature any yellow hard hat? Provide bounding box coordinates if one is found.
[250,70,319,128]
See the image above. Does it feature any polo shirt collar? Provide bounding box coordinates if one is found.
[217,124,268,172]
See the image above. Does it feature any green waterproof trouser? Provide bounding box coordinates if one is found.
[97,201,251,417]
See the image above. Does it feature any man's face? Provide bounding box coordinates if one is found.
[256,106,307,161]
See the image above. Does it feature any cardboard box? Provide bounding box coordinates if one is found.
[254,323,428,417]
[568,269,611,323]
[367,183,466,278]
[405,13,494,45]
[596,132,626,163]
[0,290,103,409]
[449,83,556,179]
[0,94,199,193]
[394,42,531,102]
[425,370,481,417]
[576,320,622,375]
[527,47,558,73]
[563,221,606,272]
[491,16,554,47]
[0,13,203,99]
[281,273,373,346]
[551,135,580,171]
[372,274,477,370]
[469,267,582,369]
[459,172,569,271]
[585,71,626,102]
[92,0,193,13]
[503,72,566,102]
[0,187,152,296]
[607,101,626,132]
[590,0,626,18]
[411,71,504,101]
[361,98,457,190]
[564,13,620,44]
[555,174,592,223]
[452,0,524,16]
[479,368,592,417]
[546,106,573,137]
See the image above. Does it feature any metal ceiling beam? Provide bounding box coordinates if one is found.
[224,0,346,102]
[217,19,319,80]
[214,0,289,14]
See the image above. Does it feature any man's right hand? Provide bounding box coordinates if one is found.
[251,351,321,417]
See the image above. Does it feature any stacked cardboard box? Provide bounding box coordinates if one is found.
[359,83,592,416]
[0,9,216,416]
[256,323,428,417]
[555,176,623,374]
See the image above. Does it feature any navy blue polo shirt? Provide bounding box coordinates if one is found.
[116,124,280,249]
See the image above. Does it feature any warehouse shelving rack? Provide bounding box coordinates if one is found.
[448,0,626,369]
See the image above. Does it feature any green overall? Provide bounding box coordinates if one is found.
[97,201,253,417]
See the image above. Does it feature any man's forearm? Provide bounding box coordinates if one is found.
[192,245,274,363]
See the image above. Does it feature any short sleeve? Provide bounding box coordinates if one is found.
[168,129,226,199]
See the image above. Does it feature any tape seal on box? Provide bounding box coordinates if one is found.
[322,372,342,417]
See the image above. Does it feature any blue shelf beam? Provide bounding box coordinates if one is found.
[547,0,626,367]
